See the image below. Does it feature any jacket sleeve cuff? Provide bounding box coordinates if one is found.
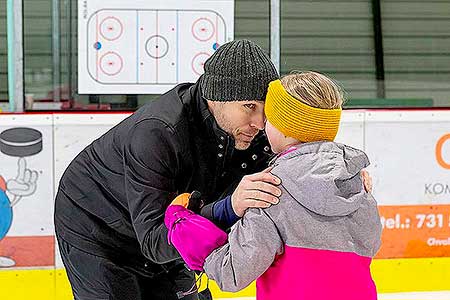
[212,195,240,230]
[200,202,215,221]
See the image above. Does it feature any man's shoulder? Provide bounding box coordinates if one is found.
[136,83,195,128]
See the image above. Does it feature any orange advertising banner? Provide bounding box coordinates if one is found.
[0,236,55,267]
[376,204,450,259]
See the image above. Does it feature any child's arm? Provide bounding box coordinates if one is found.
[164,193,228,271]
[203,207,283,292]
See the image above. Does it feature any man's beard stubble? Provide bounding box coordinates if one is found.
[213,108,256,151]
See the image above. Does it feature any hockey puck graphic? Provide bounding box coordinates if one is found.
[0,128,43,157]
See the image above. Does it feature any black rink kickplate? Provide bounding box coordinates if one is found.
[0,127,43,157]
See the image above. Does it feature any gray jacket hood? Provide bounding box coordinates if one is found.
[271,142,370,217]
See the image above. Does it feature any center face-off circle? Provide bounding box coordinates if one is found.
[145,35,169,59]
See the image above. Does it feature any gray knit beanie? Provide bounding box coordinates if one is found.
[199,39,279,101]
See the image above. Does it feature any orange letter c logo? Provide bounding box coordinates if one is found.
[436,134,450,169]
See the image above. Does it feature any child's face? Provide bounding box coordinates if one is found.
[265,120,286,154]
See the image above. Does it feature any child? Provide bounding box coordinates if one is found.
[165,71,382,300]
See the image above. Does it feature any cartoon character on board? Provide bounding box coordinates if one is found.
[0,128,41,267]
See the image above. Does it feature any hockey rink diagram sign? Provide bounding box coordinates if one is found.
[78,0,234,94]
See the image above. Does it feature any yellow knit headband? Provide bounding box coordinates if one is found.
[264,79,342,143]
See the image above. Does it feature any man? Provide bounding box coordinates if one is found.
[55,40,281,300]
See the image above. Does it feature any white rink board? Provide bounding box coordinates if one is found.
[0,110,449,268]
[365,111,450,206]
[334,111,365,150]
[53,113,129,268]
[53,113,130,188]
[0,115,54,236]
[78,0,234,94]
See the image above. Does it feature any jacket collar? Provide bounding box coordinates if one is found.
[183,81,274,167]
[187,81,235,149]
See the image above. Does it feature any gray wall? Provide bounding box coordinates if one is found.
[281,1,377,98]
[280,0,450,106]
[383,1,450,106]
[0,0,7,101]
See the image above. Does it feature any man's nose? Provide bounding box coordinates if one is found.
[250,113,265,131]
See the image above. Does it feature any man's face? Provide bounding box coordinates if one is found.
[208,100,265,150]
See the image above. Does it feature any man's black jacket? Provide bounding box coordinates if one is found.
[54,82,272,276]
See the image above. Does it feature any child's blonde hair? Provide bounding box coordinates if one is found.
[280,71,344,110]
[264,71,343,142]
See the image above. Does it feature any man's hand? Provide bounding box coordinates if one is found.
[361,170,373,193]
[231,167,282,217]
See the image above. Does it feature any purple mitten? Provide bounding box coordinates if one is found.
[165,205,228,271]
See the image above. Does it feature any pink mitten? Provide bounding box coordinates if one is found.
[165,204,228,271]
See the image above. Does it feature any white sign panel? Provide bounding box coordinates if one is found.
[78,0,234,94]
[0,115,54,236]
[0,115,54,267]
[335,111,365,150]
[365,111,450,206]
[53,113,130,188]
